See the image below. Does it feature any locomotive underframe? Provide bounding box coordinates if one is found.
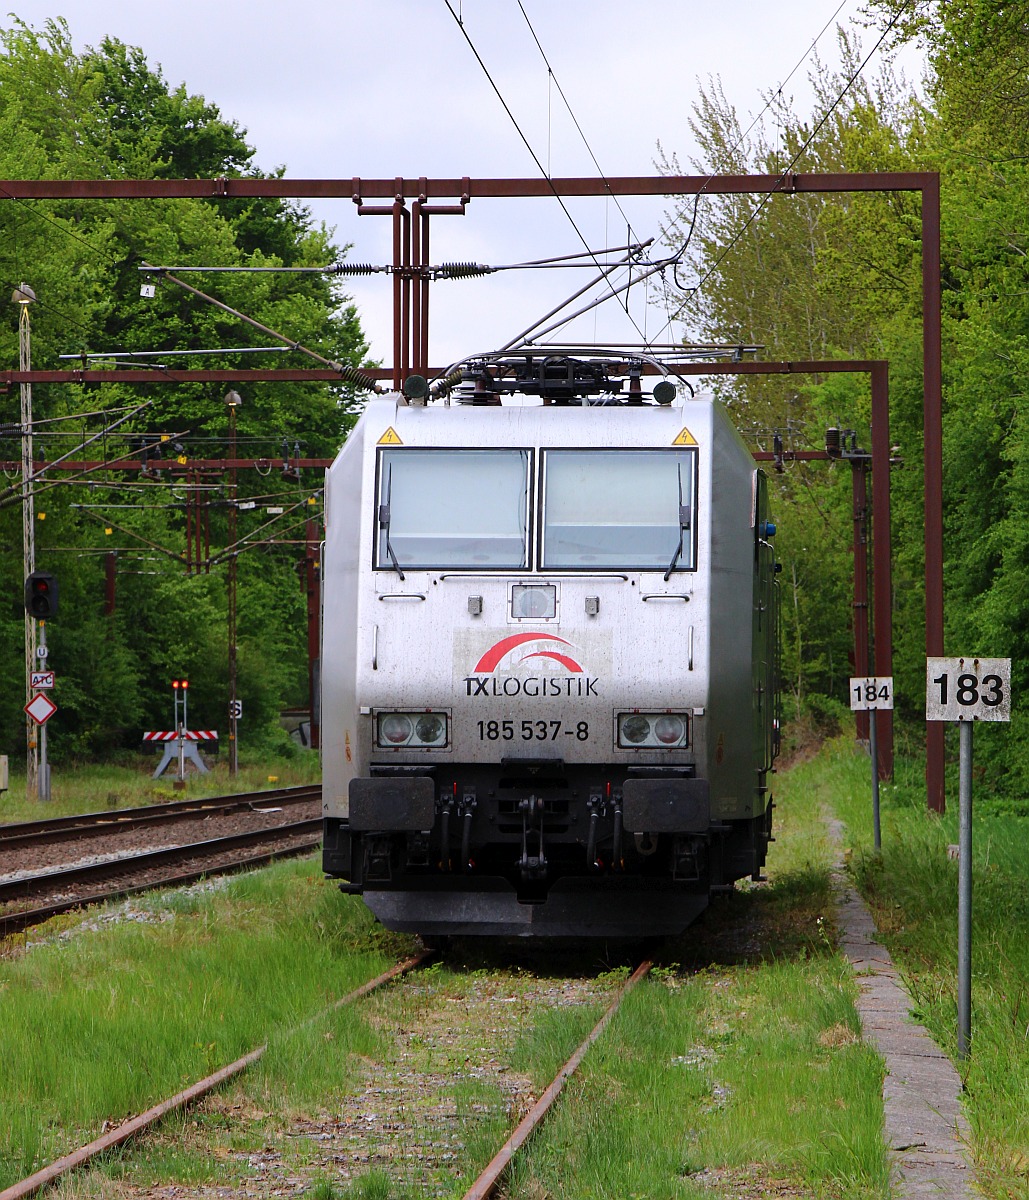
[323,760,773,937]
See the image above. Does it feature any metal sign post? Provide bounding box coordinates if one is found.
[849,676,894,851]
[36,621,50,801]
[25,687,57,800]
[926,656,1011,1060]
[171,679,191,784]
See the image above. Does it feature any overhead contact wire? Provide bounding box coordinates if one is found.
[515,0,643,247]
[442,0,652,346]
[663,0,909,339]
[141,265,380,390]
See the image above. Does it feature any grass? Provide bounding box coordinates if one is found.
[0,753,321,824]
[824,738,1029,1200]
[0,856,407,1191]
[503,750,892,1200]
[15,744,991,1198]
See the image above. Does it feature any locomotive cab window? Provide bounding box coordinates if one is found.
[375,448,530,570]
[541,448,698,570]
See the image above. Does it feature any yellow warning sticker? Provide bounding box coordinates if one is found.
[378,426,403,445]
[672,427,697,446]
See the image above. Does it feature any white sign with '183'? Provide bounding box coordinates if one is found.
[926,657,1011,722]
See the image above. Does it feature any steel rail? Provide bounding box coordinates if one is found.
[0,820,321,905]
[0,785,320,848]
[0,838,321,937]
[0,952,431,1200]
[462,959,653,1199]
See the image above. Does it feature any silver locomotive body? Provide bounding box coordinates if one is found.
[321,379,779,937]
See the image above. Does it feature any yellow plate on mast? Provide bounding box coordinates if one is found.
[672,427,697,446]
[378,427,403,445]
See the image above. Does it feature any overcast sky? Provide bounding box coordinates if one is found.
[10,1,924,367]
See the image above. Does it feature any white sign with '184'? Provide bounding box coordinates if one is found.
[926,657,1011,722]
[850,677,894,711]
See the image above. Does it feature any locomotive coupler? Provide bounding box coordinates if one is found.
[518,793,547,881]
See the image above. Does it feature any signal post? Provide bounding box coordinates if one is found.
[24,570,58,801]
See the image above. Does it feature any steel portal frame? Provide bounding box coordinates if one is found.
[0,172,944,808]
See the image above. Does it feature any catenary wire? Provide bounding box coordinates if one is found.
[442,0,652,347]
[659,0,911,342]
[515,0,643,247]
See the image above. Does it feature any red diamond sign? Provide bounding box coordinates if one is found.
[25,693,57,725]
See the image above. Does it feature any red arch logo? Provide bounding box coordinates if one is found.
[473,633,584,674]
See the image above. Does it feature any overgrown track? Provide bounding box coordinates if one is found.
[0,820,321,937]
[0,950,651,1199]
[461,959,651,1199]
[303,950,654,1196]
[0,784,320,849]
[0,953,431,1200]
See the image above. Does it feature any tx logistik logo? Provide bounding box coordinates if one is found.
[464,633,599,699]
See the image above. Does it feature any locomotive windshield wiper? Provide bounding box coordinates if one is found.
[664,461,691,581]
[378,465,406,580]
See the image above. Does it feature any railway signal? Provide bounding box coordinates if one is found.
[169,679,193,784]
[24,570,58,618]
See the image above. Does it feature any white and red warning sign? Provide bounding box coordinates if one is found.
[143,730,218,742]
[25,693,57,725]
[30,670,54,690]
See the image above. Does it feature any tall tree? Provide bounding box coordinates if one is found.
[660,36,929,725]
[0,18,371,760]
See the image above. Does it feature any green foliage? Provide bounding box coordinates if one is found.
[663,15,1029,798]
[0,18,371,761]
[660,35,930,733]
[0,857,394,1191]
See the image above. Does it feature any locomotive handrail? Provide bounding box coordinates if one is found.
[378,592,427,601]
[640,592,690,601]
[437,572,630,581]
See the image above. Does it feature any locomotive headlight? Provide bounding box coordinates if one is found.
[620,715,651,744]
[379,714,414,745]
[654,715,686,745]
[511,583,557,620]
[376,711,449,749]
[617,712,689,749]
[415,714,446,745]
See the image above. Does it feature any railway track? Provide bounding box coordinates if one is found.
[0,784,320,850]
[0,812,322,937]
[0,953,431,1200]
[0,950,652,1199]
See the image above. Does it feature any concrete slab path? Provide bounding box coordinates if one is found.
[831,831,978,1198]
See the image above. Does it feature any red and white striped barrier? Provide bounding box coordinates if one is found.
[143,730,218,742]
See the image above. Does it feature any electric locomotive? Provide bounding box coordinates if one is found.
[321,352,780,937]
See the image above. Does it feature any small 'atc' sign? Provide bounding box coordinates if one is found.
[926,657,1011,722]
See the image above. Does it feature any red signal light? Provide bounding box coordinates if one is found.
[172,680,180,690]
[24,570,58,618]
[182,680,189,690]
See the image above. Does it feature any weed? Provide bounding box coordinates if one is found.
[505,755,892,1199]
[0,857,410,1192]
